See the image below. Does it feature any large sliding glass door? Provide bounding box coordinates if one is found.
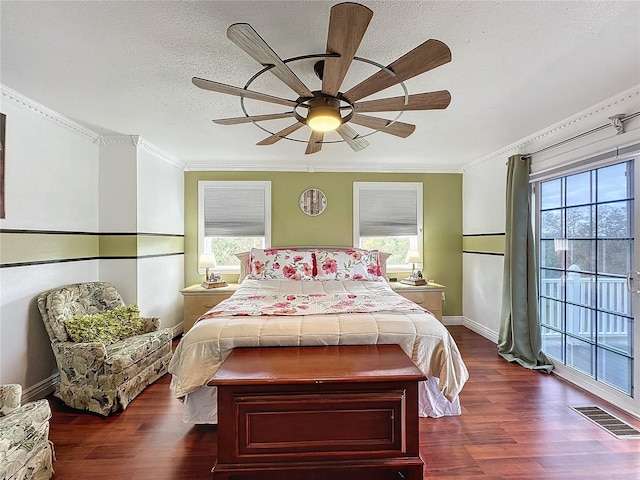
[537,159,636,396]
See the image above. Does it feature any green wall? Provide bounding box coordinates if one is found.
[184,171,463,316]
[0,232,184,265]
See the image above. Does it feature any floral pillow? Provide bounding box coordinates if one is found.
[314,248,383,281]
[64,304,145,344]
[248,248,314,280]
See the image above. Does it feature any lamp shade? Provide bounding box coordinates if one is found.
[306,97,341,132]
[198,253,217,269]
[307,107,341,132]
[405,250,421,264]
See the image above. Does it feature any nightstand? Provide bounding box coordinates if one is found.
[389,282,445,322]
[180,283,240,333]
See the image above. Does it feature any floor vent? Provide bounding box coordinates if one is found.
[570,406,640,439]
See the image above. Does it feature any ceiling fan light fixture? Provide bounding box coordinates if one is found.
[306,98,342,132]
[195,3,453,154]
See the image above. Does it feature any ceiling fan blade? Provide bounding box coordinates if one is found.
[350,114,416,138]
[212,112,295,125]
[344,39,451,102]
[192,77,297,108]
[256,122,304,146]
[305,131,324,155]
[336,124,369,152]
[354,90,451,112]
[322,3,373,96]
[227,23,314,98]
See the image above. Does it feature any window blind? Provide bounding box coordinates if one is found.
[359,187,418,236]
[203,186,265,237]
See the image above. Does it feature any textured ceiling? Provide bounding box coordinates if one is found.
[1,1,639,171]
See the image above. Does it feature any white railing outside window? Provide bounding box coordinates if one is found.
[540,277,629,336]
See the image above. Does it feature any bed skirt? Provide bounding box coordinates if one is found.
[180,377,461,424]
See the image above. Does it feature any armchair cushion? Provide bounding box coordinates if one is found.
[0,394,54,480]
[39,282,125,343]
[105,329,174,374]
[0,384,22,416]
[63,304,145,344]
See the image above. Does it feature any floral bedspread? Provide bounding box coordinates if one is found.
[200,291,429,318]
[169,280,469,408]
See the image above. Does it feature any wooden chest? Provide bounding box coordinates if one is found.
[208,344,426,480]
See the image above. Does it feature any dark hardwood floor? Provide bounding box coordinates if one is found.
[47,326,640,480]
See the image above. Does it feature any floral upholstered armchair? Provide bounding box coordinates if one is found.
[0,384,55,480]
[37,282,173,416]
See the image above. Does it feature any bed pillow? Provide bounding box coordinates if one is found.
[248,248,314,280]
[64,304,145,344]
[314,248,383,281]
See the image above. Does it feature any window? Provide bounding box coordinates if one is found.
[353,182,423,270]
[536,160,635,395]
[198,181,271,272]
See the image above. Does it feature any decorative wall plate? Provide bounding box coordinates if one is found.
[299,188,327,216]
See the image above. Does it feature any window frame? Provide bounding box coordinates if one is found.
[197,180,271,273]
[534,155,636,398]
[353,181,423,272]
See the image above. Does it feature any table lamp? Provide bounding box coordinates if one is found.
[401,250,426,286]
[199,253,226,288]
[405,250,422,278]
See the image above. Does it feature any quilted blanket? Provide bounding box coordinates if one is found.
[200,289,427,318]
[169,279,468,403]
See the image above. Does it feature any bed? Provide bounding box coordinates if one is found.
[169,247,469,423]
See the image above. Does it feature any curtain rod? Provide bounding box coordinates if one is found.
[521,111,640,160]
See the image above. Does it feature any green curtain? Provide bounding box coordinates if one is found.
[498,155,553,372]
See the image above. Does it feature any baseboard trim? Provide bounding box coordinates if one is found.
[442,315,464,326]
[22,373,59,403]
[461,316,499,343]
[170,322,184,338]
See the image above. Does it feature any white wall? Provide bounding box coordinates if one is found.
[462,155,506,340]
[0,89,99,231]
[136,141,184,329]
[462,86,640,342]
[99,138,138,233]
[137,144,183,235]
[0,87,185,399]
[99,259,139,303]
[0,86,101,394]
[138,256,184,329]
[98,136,185,330]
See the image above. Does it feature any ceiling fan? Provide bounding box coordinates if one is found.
[193,2,452,155]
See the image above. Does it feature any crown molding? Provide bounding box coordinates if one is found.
[137,137,186,170]
[100,135,185,170]
[184,162,462,174]
[313,165,463,173]
[462,85,640,172]
[0,83,101,143]
[0,85,185,170]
